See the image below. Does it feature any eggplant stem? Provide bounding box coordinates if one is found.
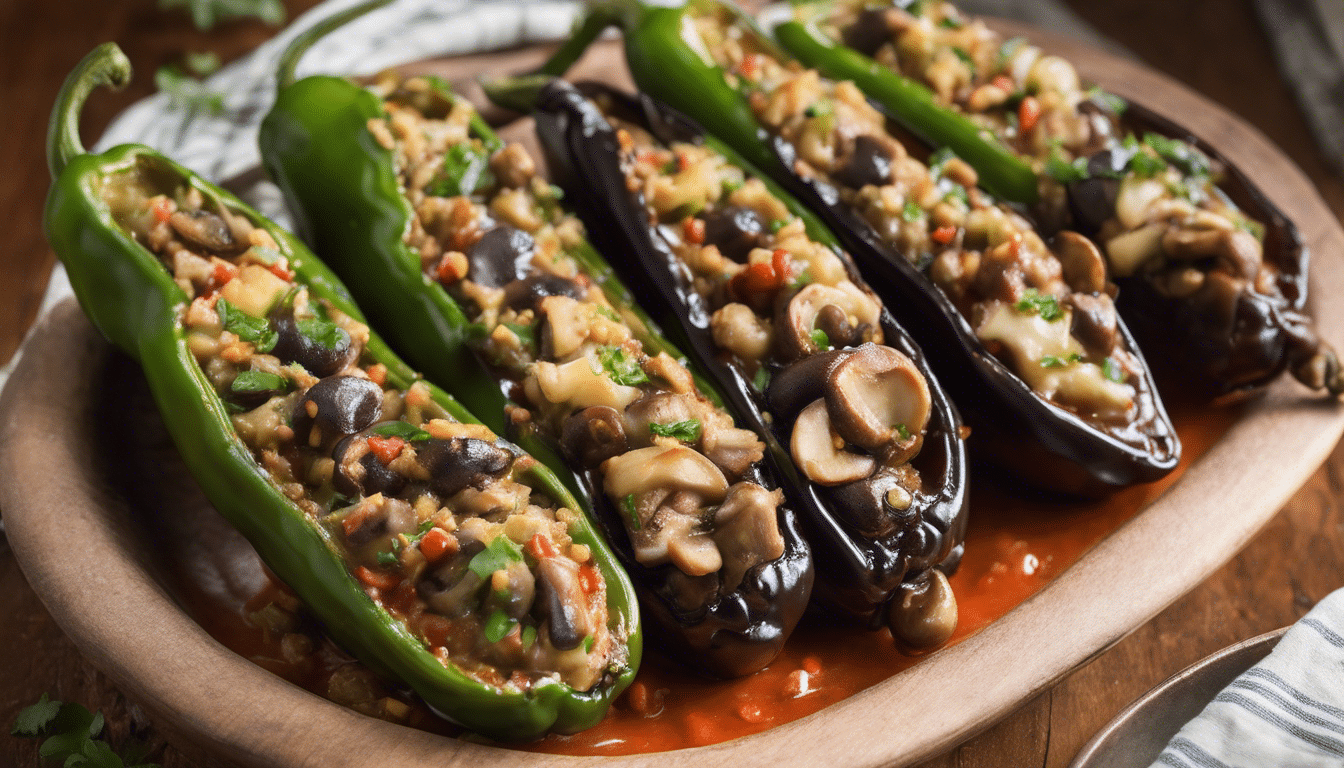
[48,43,132,180]
[480,74,556,116]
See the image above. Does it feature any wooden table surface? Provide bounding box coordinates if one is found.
[3,1,1342,765]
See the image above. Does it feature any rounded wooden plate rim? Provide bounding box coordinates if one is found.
[3,25,1343,768]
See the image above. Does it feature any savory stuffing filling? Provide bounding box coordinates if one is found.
[695,6,1139,424]
[369,75,787,607]
[599,99,932,536]
[823,0,1278,333]
[105,162,619,695]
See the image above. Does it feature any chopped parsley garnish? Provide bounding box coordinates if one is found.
[1127,150,1167,177]
[809,328,831,350]
[1086,86,1128,115]
[649,419,702,442]
[426,143,494,197]
[593,305,621,323]
[376,550,399,566]
[804,100,834,118]
[423,74,454,99]
[502,321,536,349]
[1040,352,1083,368]
[296,316,347,350]
[582,635,595,654]
[11,693,158,768]
[902,200,923,222]
[622,494,641,530]
[752,366,771,391]
[370,421,432,442]
[521,624,538,648]
[1014,289,1064,322]
[598,346,649,387]
[1045,147,1090,184]
[896,423,912,440]
[938,15,963,28]
[468,535,524,579]
[484,610,516,643]
[1102,357,1125,383]
[943,184,969,207]
[770,218,789,233]
[951,47,976,77]
[216,298,277,352]
[1143,132,1211,177]
[722,179,744,195]
[230,370,287,393]
[927,147,955,173]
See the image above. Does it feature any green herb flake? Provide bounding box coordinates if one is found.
[1126,149,1167,177]
[502,321,536,349]
[722,178,744,196]
[951,47,976,77]
[216,298,277,352]
[943,185,969,207]
[483,610,516,644]
[1143,132,1211,177]
[370,421,432,442]
[154,64,225,114]
[902,200,923,222]
[1014,289,1063,322]
[1040,352,1083,368]
[469,535,524,580]
[896,423,912,441]
[1045,145,1090,184]
[593,305,621,323]
[582,635,595,654]
[376,550,399,566]
[1102,357,1125,383]
[927,147,955,172]
[296,316,347,350]
[522,624,538,649]
[622,494,642,531]
[1086,86,1127,115]
[158,0,284,30]
[804,100,834,119]
[423,74,454,99]
[649,419,703,442]
[184,50,220,77]
[770,218,789,233]
[427,143,495,197]
[11,694,61,737]
[598,346,649,387]
[809,328,831,350]
[938,15,963,28]
[752,366,771,392]
[230,370,287,394]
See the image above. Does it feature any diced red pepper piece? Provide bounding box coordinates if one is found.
[366,435,405,465]
[525,533,559,561]
[268,262,294,282]
[341,505,372,537]
[420,527,456,563]
[212,260,237,287]
[771,248,793,281]
[991,74,1015,93]
[931,225,958,245]
[578,563,601,594]
[152,197,174,224]
[1018,96,1041,133]
[355,565,401,591]
[683,217,705,245]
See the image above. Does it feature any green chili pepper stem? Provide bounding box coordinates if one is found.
[480,73,555,115]
[535,0,623,78]
[275,0,394,90]
[47,43,131,180]
[772,18,1040,204]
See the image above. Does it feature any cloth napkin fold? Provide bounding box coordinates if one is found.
[1150,588,1344,768]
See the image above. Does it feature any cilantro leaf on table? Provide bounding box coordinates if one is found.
[158,0,284,30]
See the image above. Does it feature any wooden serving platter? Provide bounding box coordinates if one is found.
[3,29,1343,768]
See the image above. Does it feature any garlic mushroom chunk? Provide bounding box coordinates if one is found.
[787,344,933,486]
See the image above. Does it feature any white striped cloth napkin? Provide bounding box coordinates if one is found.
[1150,588,1344,767]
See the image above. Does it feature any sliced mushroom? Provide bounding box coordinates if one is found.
[502,272,588,312]
[832,135,894,189]
[332,430,408,498]
[292,376,383,449]
[790,399,876,486]
[269,303,356,378]
[483,559,536,620]
[700,205,768,263]
[168,209,246,254]
[766,348,852,419]
[1066,150,1125,232]
[711,482,785,592]
[559,406,628,469]
[1068,292,1119,357]
[418,538,486,617]
[1053,230,1108,294]
[776,283,869,362]
[464,226,535,289]
[622,392,698,449]
[887,569,958,654]
[536,557,595,651]
[602,444,730,501]
[417,437,513,499]
[1163,226,1262,281]
[825,343,931,458]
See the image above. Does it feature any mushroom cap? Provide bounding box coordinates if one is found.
[825,343,932,454]
[602,444,730,502]
[789,398,877,486]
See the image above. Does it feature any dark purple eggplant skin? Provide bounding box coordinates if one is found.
[1068,101,1320,400]
[533,80,968,627]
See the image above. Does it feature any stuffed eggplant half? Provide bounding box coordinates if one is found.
[779,0,1341,400]
[516,78,967,650]
[261,21,812,676]
[47,44,637,741]
[539,0,1180,494]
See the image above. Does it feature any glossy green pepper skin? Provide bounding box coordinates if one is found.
[44,43,640,741]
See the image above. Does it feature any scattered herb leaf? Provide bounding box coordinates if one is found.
[158,0,284,30]
[216,298,277,352]
[230,370,287,393]
[598,346,649,387]
[502,321,536,349]
[183,51,220,77]
[427,143,494,197]
[1143,132,1211,177]
[522,624,538,649]
[804,100,834,119]
[370,422,432,442]
[649,419,702,442]
[582,635,595,654]
[622,494,641,531]
[1014,289,1063,322]
[1086,86,1127,115]
[154,64,224,114]
[896,423,912,440]
[752,366,771,392]
[902,200,923,222]
[1040,352,1083,368]
[469,536,525,580]
[1102,357,1125,383]
[484,611,516,643]
[809,328,831,350]
[376,550,398,566]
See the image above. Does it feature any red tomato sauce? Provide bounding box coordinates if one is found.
[167,393,1239,754]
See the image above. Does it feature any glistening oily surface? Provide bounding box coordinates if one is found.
[5,32,1342,768]
[145,372,1236,753]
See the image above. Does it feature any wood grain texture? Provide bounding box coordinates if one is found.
[2,0,1343,766]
